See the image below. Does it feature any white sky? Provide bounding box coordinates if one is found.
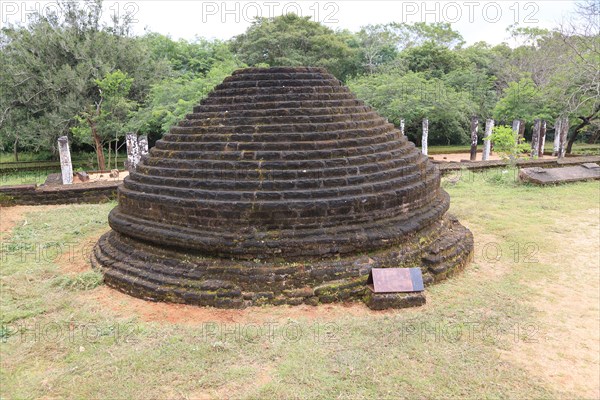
[0,1,579,46]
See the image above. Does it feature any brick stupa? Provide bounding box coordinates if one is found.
[92,67,473,308]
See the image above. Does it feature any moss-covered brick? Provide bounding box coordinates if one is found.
[92,67,474,309]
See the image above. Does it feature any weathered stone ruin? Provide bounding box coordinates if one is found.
[519,163,600,185]
[92,67,473,308]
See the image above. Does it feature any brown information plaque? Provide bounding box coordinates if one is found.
[367,268,425,293]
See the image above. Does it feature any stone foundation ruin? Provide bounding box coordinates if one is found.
[92,67,473,308]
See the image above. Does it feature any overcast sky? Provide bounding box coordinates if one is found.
[1,1,579,46]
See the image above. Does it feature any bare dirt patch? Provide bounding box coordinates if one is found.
[82,285,382,325]
[0,205,59,236]
[499,208,600,399]
[57,227,110,274]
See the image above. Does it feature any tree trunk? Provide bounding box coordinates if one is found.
[13,136,18,162]
[566,105,599,154]
[108,139,112,170]
[90,121,106,171]
[588,130,600,144]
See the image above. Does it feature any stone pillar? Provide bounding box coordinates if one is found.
[538,120,547,158]
[512,120,521,144]
[138,135,149,157]
[553,118,561,156]
[482,119,494,161]
[470,117,479,161]
[531,119,541,158]
[518,119,526,141]
[126,132,141,172]
[558,117,569,159]
[400,119,405,136]
[57,136,73,185]
[421,118,428,156]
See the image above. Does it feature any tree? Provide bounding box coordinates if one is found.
[486,125,529,162]
[353,22,465,75]
[128,57,244,143]
[142,33,233,77]
[391,22,465,50]
[497,5,599,152]
[557,0,600,152]
[356,24,401,74]
[0,0,168,159]
[493,77,552,122]
[348,71,477,145]
[71,70,137,170]
[401,41,468,79]
[230,14,361,81]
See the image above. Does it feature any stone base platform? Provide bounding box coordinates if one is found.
[0,181,119,206]
[364,291,426,310]
[91,215,473,309]
[519,163,600,185]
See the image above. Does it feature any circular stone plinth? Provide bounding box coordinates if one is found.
[92,67,473,308]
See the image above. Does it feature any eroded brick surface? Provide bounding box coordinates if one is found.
[92,67,474,308]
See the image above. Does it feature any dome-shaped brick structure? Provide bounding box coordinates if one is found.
[92,67,473,308]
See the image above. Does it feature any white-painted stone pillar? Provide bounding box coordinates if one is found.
[57,136,73,185]
[538,120,547,157]
[421,118,428,156]
[126,132,141,172]
[482,119,494,161]
[138,135,148,156]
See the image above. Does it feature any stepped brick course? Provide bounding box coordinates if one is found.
[92,67,473,308]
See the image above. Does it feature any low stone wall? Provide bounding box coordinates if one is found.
[435,155,600,174]
[0,180,119,206]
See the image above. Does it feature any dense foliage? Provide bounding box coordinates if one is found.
[231,14,361,81]
[486,125,531,161]
[0,0,597,163]
[348,72,478,145]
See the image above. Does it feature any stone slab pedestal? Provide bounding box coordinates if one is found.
[364,291,426,310]
[519,163,600,185]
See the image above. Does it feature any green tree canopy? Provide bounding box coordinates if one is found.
[230,14,361,81]
[348,71,477,145]
[128,55,244,143]
[0,0,168,159]
[493,77,552,122]
[401,41,468,78]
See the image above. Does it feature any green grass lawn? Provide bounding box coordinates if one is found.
[0,170,60,186]
[1,173,599,399]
